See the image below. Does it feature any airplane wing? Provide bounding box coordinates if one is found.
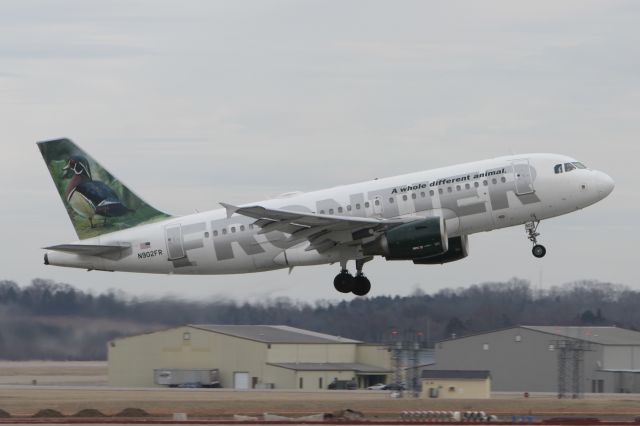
[221,203,410,253]
[43,243,131,257]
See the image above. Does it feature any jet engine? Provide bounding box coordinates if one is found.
[413,235,469,265]
[362,217,448,260]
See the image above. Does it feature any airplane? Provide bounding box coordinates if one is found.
[38,138,615,296]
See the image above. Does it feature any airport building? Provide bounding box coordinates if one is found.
[421,370,491,399]
[108,325,392,389]
[427,326,640,393]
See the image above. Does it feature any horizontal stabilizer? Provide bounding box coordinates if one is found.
[43,243,131,257]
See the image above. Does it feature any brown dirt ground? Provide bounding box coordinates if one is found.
[1,387,640,418]
[0,362,639,419]
[0,361,107,386]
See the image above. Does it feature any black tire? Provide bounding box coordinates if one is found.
[352,275,371,296]
[532,244,547,258]
[333,272,354,293]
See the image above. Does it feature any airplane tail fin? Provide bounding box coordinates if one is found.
[37,138,171,240]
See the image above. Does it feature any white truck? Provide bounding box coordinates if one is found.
[154,368,221,388]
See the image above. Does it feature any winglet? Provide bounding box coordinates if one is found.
[220,202,239,219]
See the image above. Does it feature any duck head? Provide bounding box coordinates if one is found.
[63,155,92,179]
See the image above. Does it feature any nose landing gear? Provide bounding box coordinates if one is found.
[525,219,547,258]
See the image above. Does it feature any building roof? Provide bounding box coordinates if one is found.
[421,370,490,380]
[521,326,640,346]
[436,325,640,346]
[268,362,391,373]
[189,325,361,344]
[405,361,436,370]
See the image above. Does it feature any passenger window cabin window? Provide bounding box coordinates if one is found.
[320,210,325,214]
[474,182,479,188]
[338,207,343,213]
[329,209,334,214]
[389,198,394,203]
[240,225,245,232]
[501,177,506,183]
[438,188,443,194]
[213,230,219,237]
[356,203,361,209]
[429,190,434,196]
[565,162,576,172]
[374,199,380,206]
[222,228,227,235]
[421,191,426,197]
[402,195,407,201]
[456,185,461,191]
[483,180,488,186]
[231,226,236,233]
[554,164,563,174]
[412,193,416,199]
[347,205,352,211]
[365,202,370,208]
[491,178,497,184]
[447,187,452,193]
[465,183,470,190]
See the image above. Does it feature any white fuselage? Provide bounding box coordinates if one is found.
[45,153,614,274]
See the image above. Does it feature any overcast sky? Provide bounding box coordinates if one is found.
[1,0,638,302]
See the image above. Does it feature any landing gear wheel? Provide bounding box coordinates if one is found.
[333,270,354,293]
[352,275,371,296]
[525,219,546,259]
[532,244,547,258]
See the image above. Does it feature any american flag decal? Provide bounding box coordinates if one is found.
[139,242,151,249]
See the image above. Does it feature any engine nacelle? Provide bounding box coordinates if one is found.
[413,235,469,265]
[362,217,448,260]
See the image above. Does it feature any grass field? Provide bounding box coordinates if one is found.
[0,361,107,386]
[1,362,640,419]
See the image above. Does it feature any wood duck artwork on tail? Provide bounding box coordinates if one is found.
[63,155,131,228]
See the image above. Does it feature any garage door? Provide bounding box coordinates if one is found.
[233,372,250,389]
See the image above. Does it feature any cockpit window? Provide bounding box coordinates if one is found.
[572,162,587,169]
[554,164,563,174]
[564,162,576,172]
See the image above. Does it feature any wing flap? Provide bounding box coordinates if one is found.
[222,203,412,254]
[305,239,337,253]
[228,204,402,227]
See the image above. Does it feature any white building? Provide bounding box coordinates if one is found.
[108,324,392,389]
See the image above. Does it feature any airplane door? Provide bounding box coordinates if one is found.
[373,196,383,216]
[512,160,535,195]
[165,225,185,260]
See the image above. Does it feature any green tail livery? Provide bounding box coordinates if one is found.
[38,138,171,240]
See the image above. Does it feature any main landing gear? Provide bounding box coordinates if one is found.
[333,258,372,296]
[525,219,547,258]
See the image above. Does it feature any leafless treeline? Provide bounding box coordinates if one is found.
[0,277,635,360]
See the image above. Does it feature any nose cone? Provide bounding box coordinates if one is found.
[594,171,615,199]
